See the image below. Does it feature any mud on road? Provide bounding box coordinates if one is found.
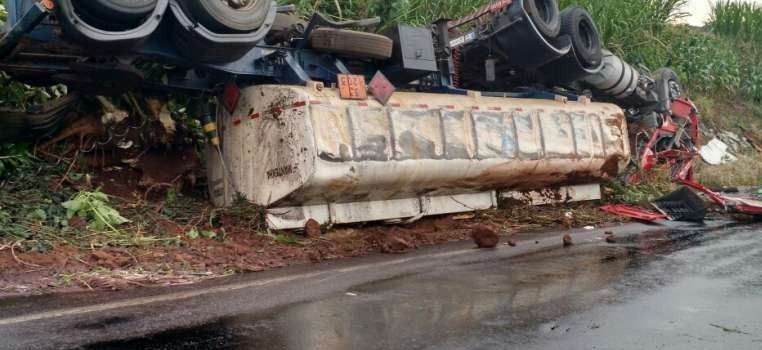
[0,199,621,296]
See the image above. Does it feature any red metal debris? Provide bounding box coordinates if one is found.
[632,97,700,183]
[679,180,762,215]
[600,204,667,222]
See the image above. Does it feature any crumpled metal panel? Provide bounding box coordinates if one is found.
[207,85,630,214]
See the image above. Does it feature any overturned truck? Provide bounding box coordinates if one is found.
[0,0,696,228]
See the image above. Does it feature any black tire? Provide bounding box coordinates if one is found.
[75,0,156,23]
[560,6,602,68]
[654,68,682,99]
[524,0,561,38]
[653,68,681,113]
[179,0,272,33]
[310,28,393,60]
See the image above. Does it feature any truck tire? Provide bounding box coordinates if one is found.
[560,6,602,68]
[654,68,682,99]
[179,0,272,33]
[310,28,393,60]
[653,68,681,113]
[75,0,157,23]
[524,0,560,38]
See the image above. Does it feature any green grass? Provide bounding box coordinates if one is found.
[558,0,687,66]
[710,0,762,45]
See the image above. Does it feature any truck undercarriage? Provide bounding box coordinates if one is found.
[3,0,750,229]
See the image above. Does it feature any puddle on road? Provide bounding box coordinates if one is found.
[88,224,759,350]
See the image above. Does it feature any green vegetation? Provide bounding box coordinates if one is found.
[0,4,67,110]
[62,191,131,232]
[711,0,762,45]
[282,0,492,30]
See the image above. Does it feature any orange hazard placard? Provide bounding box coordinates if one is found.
[337,74,368,100]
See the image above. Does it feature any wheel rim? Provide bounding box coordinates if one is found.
[222,0,258,10]
[535,0,554,24]
[668,80,682,99]
[578,19,596,51]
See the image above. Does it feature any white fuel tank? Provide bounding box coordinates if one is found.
[207,84,630,229]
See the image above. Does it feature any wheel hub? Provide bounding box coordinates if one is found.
[668,80,682,99]
[224,0,255,9]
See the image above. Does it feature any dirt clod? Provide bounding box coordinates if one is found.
[91,251,133,269]
[381,232,415,254]
[563,234,574,247]
[68,216,88,230]
[605,235,618,244]
[304,219,322,238]
[472,225,499,249]
[507,239,517,247]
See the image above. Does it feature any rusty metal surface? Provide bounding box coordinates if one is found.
[207,85,629,214]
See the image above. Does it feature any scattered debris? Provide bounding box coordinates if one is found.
[584,226,595,230]
[345,292,358,297]
[471,225,499,248]
[600,204,667,222]
[716,130,749,155]
[452,213,476,221]
[652,187,708,222]
[146,98,176,136]
[700,138,737,165]
[681,180,762,216]
[96,96,129,125]
[304,219,322,238]
[507,239,517,247]
[563,234,573,247]
[380,231,415,254]
[605,235,618,244]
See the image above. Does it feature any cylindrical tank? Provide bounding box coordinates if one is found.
[208,85,629,217]
[583,50,640,100]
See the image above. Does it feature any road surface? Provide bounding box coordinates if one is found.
[1,220,761,349]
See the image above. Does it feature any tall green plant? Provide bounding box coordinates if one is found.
[558,0,687,67]
[710,0,762,45]
[663,27,741,94]
[280,0,494,30]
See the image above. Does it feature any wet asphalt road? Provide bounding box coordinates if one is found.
[2,221,762,349]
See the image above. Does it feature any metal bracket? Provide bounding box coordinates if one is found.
[0,2,50,59]
[295,12,381,50]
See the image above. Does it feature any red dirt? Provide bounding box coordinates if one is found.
[471,225,500,248]
[304,219,322,238]
[0,152,621,296]
[0,203,620,296]
[0,212,520,295]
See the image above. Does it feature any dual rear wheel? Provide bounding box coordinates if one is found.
[74,0,271,33]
